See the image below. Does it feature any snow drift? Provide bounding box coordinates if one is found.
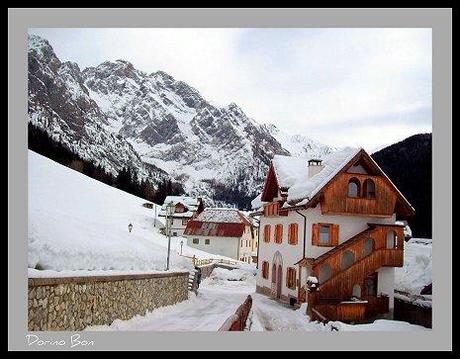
[28,150,192,273]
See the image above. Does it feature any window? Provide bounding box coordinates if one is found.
[286,267,297,289]
[348,177,361,198]
[312,223,339,247]
[274,224,283,244]
[362,238,374,257]
[352,284,362,298]
[288,223,298,245]
[386,230,398,249]
[241,240,243,248]
[192,238,199,244]
[205,239,210,245]
[264,202,280,217]
[363,179,376,198]
[319,263,332,283]
[341,250,355,270]
[172,232,177,237]
[261,261,269,279]
[263,224,271,243]
[319,225,330,245]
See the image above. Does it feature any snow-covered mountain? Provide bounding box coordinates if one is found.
[28,34,334,207]
[28,35,169,184]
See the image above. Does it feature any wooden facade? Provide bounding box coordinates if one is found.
[320,173,398,217]
[300,224,404,322]
[308,224,404,299]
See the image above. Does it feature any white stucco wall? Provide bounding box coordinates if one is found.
[184,225,254,262]
[377,267,395,310]
[256,204,396,301]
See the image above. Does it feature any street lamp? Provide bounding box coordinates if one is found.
[165,201,174,271]
[180,240,184,256]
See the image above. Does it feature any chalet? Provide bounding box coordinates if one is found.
[183,208,257,263]
[158,196,204,236]
[253,147,415,323]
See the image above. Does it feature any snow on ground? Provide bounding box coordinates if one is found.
[395,238,432,295]
[87,267,257,331]
[28,151,242,275]
[328,319,429,331]
[85,266,425,332]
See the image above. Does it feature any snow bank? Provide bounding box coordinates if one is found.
[395,238,432,295]
[208,267,254,282]
[28,150,192,273]
[329,319,429,331]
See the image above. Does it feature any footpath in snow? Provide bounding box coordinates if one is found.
[87,267,427,332]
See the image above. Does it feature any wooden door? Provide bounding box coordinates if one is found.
[277,264,282,299]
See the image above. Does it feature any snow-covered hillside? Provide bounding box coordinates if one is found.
[395,238,432,295]
[28,150,194,273]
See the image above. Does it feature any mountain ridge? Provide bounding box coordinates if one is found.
[28,34,335,207]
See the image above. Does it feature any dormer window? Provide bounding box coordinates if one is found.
[348,178,361,198]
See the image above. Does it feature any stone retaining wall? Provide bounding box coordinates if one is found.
[28,271,189,331]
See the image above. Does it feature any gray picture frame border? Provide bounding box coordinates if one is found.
[8,8,452,351]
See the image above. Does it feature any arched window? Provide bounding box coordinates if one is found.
[348,178,361,198]
[319,263,332,283]
[363,179,376,198]
[341,250,355,270]
[362,238,374,257]
[386,230,398,249]
[352,284,362,298]
[272,264,277,283]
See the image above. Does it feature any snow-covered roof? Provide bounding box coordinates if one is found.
[287,147,360,204]
[161,196,201,211]
[272,155,309,189]
[195,208,250,225]
[250,193,265,211]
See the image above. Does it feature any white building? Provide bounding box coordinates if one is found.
[183,208,256,263]
[253,147,415,322]
[158,196,204,236]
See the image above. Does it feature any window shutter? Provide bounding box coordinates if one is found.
[312,224,319,245]
[331,224,339,246]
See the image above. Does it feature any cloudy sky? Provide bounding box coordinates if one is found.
[29,28,432,151]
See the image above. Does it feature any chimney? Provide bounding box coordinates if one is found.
[308,159,324,178]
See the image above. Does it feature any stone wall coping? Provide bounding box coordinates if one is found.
[28,271,189,287]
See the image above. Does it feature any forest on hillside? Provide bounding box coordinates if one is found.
[372,133,432,238]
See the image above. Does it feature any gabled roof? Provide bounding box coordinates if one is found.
[258,147,415,216]
[161,196,201,211]
[287,147,360,204]
[194,208,251,225]
[184,208,251,238]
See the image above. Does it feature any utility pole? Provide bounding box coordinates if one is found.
[166,201,173,271]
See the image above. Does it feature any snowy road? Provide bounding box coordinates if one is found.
[87,268,256,331]
[87,267,428,332]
